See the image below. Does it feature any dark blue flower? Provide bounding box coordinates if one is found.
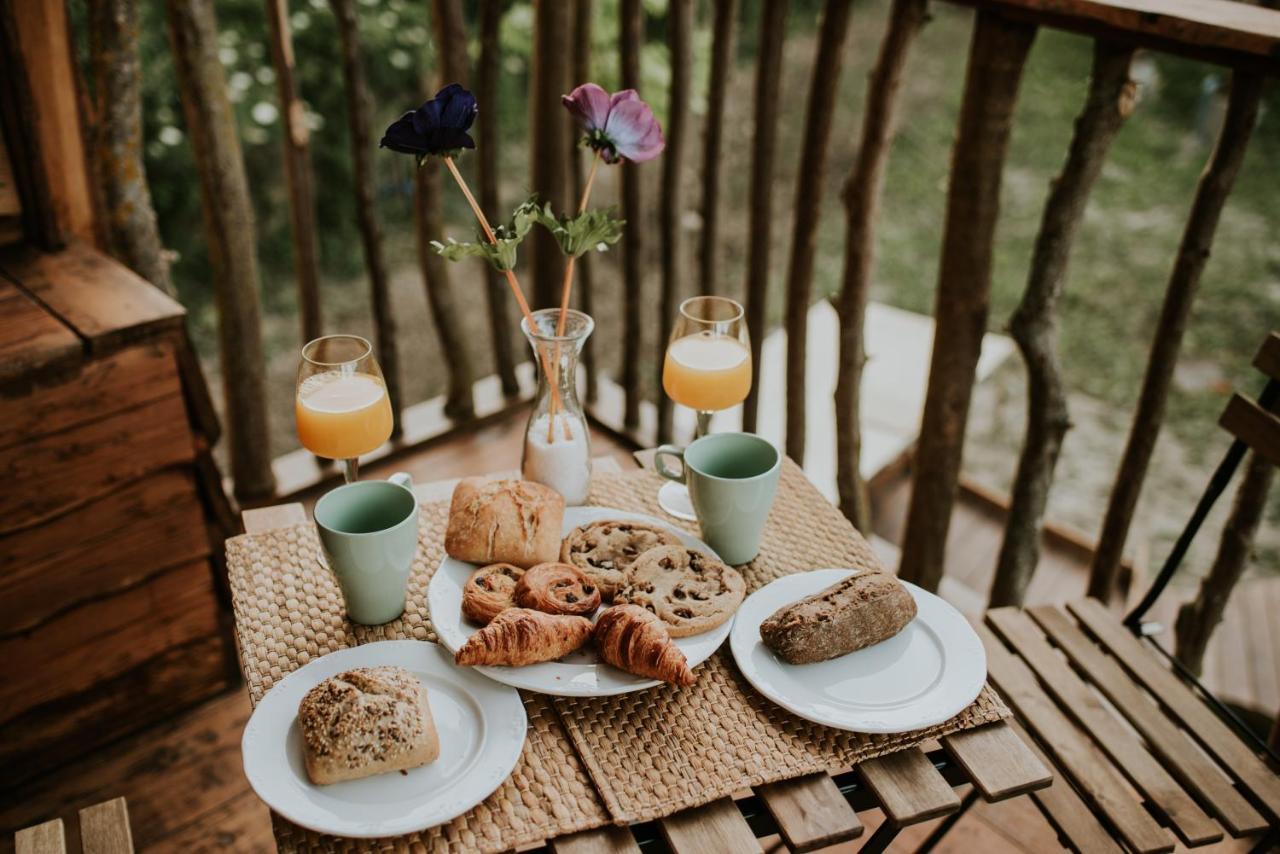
[381,83,478,158]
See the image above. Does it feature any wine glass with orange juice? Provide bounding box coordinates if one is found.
[659,296,752,519]
[296,335,394,484]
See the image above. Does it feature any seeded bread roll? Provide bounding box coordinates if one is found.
[445,478,565,569]
[760,571,917,664]
[298,666,439,785]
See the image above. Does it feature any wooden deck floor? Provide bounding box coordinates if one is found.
[3,420,1272,853]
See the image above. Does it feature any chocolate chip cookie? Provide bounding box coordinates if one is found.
[560,520,683,600]
[614,545,745,637]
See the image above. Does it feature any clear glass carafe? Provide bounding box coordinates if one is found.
[521,308,594,505]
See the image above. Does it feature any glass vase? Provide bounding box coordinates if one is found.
[521,308,594,505]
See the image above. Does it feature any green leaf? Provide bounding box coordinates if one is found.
[533,204,626,258]
[431,199,540,272]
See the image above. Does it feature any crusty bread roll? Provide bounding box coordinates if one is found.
[760,571,917,664]
[298,666,439,785]
[445,478,565,569]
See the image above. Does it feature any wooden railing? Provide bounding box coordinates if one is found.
[6,0,1279,644]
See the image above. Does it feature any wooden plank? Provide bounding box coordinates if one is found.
[857,748,961,825]
[0,125,20,217]
[658,797,761,854]
[1007,719,1125,854]
[14,819,66,854]
[1029,604,1267,836]
[78,797,134,854]
[940,721,1052,802]
[978,621,1174,853]
[0,391,196,534]
[1253,331,1280,381]
[0,279,80,385]
[548,825,640,854]
[0,469,209,635]
[1068,598,1280,822]
[242,502,306,534]
[1219,394,1280,467]
[756,772,863,852]
[987,608,1221,846]
[145,788,271,853]
[0,242,184,353]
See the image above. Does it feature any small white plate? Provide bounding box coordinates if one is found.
[730,569,986,733]
[241,640,526,839]
[427,506,733,697]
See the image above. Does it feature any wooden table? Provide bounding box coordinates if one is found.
[240,456,1053,853]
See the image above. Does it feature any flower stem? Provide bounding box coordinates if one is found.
[441,155,570,440]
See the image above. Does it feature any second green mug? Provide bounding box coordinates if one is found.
[654,432,780,565]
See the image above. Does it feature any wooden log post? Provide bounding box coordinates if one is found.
[1087,71,1264,601]
[530,0,571,312]
[265,0,323,342]
[988,42,1136,608]
[88,0,173,295]
[898,11,1035,593]
[742,0,790,433]
[834,0,928,533]
[570,0,598,403]
[782,0,854,464]
[1173,451,1275,676]
[164,0,276,499]
[656,0,694,444]
[477,0,519,397]
[422,0,474,420]
[619,0,645,430]
[699,0,738,297]
[329,0,404,435]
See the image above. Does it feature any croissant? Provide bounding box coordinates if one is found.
[515,562,601,617]
[593,605,696,686]
[454,608,592,667]
[461,563,524,625]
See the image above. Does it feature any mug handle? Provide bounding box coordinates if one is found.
[388,471,414,492]
[653,445,686,484]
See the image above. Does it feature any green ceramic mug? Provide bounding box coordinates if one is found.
[314,472,418,625]
[654,433,781,565]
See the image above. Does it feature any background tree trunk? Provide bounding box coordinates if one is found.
[164,0,276,499]
[570,0,598,403]
[529,0,570,312]
[989,42,1136,608]
[834,0,928,533]
[330,0,403,436]
[699,0,737,297]
[88,0,173,295]
[1088,72,1263,601]
[898,12,1035,593]
[783,0,854,464]
[619,0,644,430]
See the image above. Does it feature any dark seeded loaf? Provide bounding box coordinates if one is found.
[759,571,917,664]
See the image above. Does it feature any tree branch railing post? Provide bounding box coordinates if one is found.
[570,0,598,404]
[699,0,738,298]
[530,0,571,313]
[618,0,645,431]
[898,10,1036,593]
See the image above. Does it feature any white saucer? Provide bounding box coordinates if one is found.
[729,569,986,733]
[427,506,733,697]
[241,640,526,838]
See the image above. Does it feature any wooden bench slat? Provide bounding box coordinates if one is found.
[14,818,66,854]
[1029,604,1268,836]
[78,797,134,854]
[1253,331,1280,381]
[988,608,1222,846]
[978,622,1173,853]
[1007,719,1125,854]
[548,825,640,854]
[940,720,1052,801]
[1068,598,1280,821]
[756,772,863,852]
[241,502,307,534]
[658,797,761,854]
[1219,394,1280,467]
[857,747,960,825]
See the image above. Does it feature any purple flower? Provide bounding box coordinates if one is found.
[562,83,664,164]
[381,83,478,158]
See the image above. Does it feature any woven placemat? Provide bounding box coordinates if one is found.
[553,462,1009,823]
[225,503,610,854]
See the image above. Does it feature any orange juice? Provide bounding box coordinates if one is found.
[662,332,752,412]
[295,371,393,460]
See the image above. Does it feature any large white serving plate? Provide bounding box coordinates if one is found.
[428,506,733,697]
[241,640,526,839]
[730,569,986,733]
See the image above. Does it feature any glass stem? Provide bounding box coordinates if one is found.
[342,457,360,484]
[695,410,712,439]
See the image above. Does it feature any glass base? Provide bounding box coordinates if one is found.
[657,481,698,521]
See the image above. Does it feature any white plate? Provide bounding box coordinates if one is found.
[241,640,526,839]
[427,506,733,697]
[730,569,986,733]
